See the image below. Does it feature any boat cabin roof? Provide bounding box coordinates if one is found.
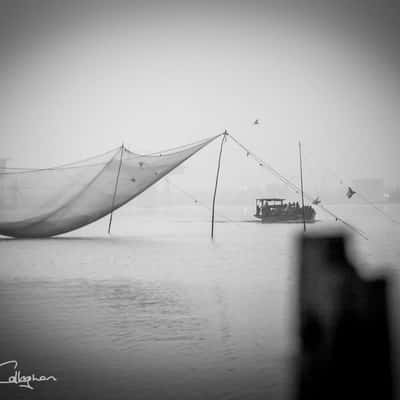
[256,198,285,202]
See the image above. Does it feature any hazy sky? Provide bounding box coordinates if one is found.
[1,0,400,193]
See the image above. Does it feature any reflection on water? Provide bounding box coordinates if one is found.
[0,278,287,399]
[0,205,399,399]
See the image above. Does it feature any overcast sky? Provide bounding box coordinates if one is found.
[1,0,400,193]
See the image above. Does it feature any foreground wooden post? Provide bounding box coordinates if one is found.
[296,234,393,400]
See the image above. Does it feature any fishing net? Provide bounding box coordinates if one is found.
[0,136,218,238]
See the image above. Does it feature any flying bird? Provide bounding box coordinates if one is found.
[346,187,356,199]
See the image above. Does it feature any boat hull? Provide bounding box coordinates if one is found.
[254,215,316,224]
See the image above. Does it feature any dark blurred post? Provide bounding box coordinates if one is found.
[295,234,393,400]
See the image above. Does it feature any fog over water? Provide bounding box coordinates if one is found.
[1,1,400,192]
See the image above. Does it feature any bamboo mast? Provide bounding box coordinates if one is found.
[108,144,124,234]
[299,141,306,232]
[211,131,228,239]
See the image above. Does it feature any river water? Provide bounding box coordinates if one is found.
[0,204,399,399]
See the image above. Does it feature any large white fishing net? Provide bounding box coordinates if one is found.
[0,135,218,238]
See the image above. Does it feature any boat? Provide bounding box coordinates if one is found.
[254,198,316,223]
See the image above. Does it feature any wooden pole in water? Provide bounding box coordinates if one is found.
[299,141,306,232]
[211,131,227,239]
[108,144,124,235]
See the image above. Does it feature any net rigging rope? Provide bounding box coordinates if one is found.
[228,134,368,240]
[0,136,220,175]
[123,134,223,161]
[300,150,400,225]
[0,146,121,174]
[163,177,239,225]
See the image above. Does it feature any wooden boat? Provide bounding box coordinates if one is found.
[254,198,316,223]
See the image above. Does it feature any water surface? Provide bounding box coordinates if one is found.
[0,204,399,399]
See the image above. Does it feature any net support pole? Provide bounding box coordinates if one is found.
[108,144,124,235]
[299,141,306,233]
[211,131,227,239]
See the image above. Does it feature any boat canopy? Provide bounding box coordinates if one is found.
[256,198,285,202]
